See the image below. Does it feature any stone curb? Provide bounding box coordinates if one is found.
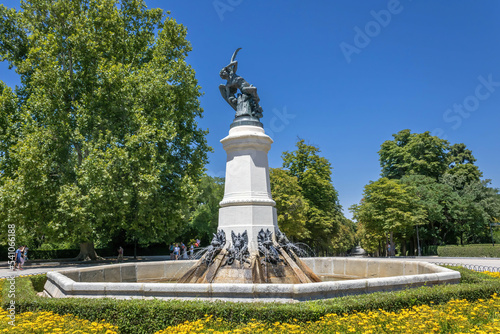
[44,258,460,303]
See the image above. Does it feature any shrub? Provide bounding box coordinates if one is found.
[3,270,500,334]
[158,294,500,334]
[25,249,80,260]
[29,274,47,292]
[437,244,500,257]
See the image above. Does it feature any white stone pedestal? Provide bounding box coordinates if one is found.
[218,125,277,252]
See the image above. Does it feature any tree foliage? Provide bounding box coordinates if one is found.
[269,167,309,240]
[0,0,209,257]
[351,178,426,255]
[354,129,499,254]
[178,175,224,246]
[273,139,354,253]
[379,129,449,180]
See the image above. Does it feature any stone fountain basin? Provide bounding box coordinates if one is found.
[44,257,460,303]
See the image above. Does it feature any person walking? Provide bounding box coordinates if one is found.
[189,244,194,258]
[180,243,188,259]
[117,246,124,262]
[14,246,24,270]
[173,244,180,260]
[169,244,174,260]
[23,246,29,262]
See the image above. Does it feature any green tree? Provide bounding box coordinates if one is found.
[440,175,500,245]
[179,175,224,246]
[357,129,498,254]
[351,178,426,256]
[447,143,482,184]
[400,174,457,248]
[379,130,449,180]
[379,130,482,185]
[269,168,309,240]
[353,218,383,255]
[331,216,356,255]
[281,139,343,252]
[401,173,499,248]
[0,0,209,259]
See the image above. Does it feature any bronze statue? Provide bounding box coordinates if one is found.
[203,230,226,266]
[224,230,250,266]
[258,228,282,264]
[219,48,263,119]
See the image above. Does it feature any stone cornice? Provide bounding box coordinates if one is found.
[219,197,276,207]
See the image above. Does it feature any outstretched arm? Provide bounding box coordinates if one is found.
[222,60,238,74]
[230,60,237,73]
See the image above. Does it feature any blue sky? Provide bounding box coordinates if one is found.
[1,0,499,219]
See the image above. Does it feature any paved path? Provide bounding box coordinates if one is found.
[398,256,500,268]
[1,256,499,278]
[0,256,171,278]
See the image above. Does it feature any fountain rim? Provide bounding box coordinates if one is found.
[43,257,461,303]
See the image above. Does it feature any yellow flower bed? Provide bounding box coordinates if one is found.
[0,309,118,334]
[1,276,117,334]
[483,271,500,279]
[155,294,500,334]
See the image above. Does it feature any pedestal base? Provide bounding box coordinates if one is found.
[218,205,278,251]
[179,124,320,284]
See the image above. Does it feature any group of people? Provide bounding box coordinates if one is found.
[170,240,200,260]
[13,245,29,270]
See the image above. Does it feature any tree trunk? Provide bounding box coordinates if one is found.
[390,231,395,257]
[401,241,407,257]
[74,242,104,261]
[409,237,415,256]
[134,239,137,260]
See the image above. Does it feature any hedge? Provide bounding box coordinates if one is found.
[2,267,500,334]
[437,244,500,258]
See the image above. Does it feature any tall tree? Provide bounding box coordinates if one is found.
[330,216,356,255]
[374,129,497,250]
[447,143,482,184]
[379,130,449,180]
[179,175,224,246]
[0,0,209,259]
[351,178,426,256]
[281,139,343,251]
[269,167,309,240]
[440,175,500,245]
[400,174,457,247]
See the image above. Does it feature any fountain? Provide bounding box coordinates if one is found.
[44,49,460,302]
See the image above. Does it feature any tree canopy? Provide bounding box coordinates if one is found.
[0,0,210,258]
[351,177,426,255]
[178,175,224,246]
[269,167,309,240]
[271,139,354,254]
[354,129,499,255]
[379,129,449,180]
